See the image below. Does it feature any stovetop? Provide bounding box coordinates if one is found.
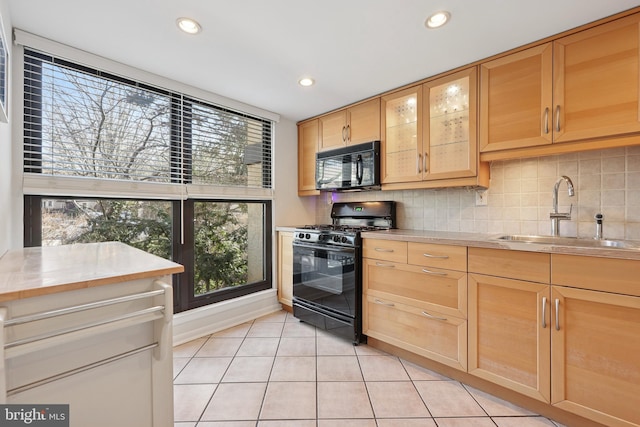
[294,201,396,247]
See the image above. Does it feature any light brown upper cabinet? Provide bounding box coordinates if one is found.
[480,44,553,152]
[381,85,422,184]
[382,68,487,189]
[423,67,478,180]
[297,119,320,196]
[318,98,380,151]
[481,13,640,154]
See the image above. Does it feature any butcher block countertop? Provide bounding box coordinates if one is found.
[361,229,640,261]
[0,242,184,302]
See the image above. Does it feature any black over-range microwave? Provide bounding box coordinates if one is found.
[315,141,381,191]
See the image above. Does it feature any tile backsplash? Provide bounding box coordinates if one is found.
[317,146,640,241]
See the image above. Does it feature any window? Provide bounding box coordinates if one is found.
[21,45,274,313]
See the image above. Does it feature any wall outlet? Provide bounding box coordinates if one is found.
[475,189,488,206]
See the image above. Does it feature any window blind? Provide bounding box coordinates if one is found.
[22,48,273,198]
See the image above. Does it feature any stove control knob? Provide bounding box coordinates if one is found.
[298,233,305,239]
[305,233,311,240]
[333,235,339,242]
[341,236,348,243]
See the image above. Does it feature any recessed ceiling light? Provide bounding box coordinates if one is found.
[298,77,315,87]
[176,17,202,35]
[425,11,451,29]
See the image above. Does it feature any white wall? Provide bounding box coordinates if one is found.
[319,146,640,241]
[273,118,316,227]
[0,0,12,254]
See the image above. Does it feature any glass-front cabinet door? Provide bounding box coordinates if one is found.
[423,67,477,180]
[381,68,478,186]
[381,86,422,184]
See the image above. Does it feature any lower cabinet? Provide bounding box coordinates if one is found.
[363,294,467,370]
[551,286,640,427]
[364,239,640,427]
[468,274,551,402]
[362,239,468,371]
[468,247,552,403]
[277,231,294,309]
[551,255,640,427]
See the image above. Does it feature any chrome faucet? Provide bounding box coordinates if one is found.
[550,175,575,236]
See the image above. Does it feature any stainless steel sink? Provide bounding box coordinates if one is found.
[492,234,640,249]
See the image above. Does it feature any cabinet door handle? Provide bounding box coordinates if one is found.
[375,262,396,268]
[555,298,560,331]
[555,105,561,132]
[424,152,428,173]
[374,248,394,252]
[423,253,449,259]
[422,310,447,321]
[346,124,351,142]
[342,126,347,142]
[422,268,447,276]
[541,296,547,329]
[417,153,422,173]
[543,107,550,134]
[374,299,395,307]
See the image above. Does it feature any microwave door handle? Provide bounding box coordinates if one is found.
[356,154,363,185]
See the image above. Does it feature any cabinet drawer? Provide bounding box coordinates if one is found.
[363,294,467,371]
[408,242,467,271]
[551,254,640,297]
[468,247,550,283]
[363,239,407,263]
[364,258,467,318]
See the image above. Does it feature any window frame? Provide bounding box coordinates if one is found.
[17,31,278,314]
[24,195,272,314]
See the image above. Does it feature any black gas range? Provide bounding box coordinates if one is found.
[292,201,396,344]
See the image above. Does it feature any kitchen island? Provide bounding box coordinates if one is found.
[0,242,183,427]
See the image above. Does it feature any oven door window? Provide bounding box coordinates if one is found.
[293,244,356,317]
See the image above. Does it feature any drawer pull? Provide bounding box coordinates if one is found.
[375,262,396,268]
[421,311,447,321]
[541,297,547,329]
[422,268,447,276]
[555,298,560,331]
[374,299,395,307]
[422,253,449,259]
[375,248,395,252]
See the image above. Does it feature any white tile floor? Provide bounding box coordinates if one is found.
[173,310,565,427]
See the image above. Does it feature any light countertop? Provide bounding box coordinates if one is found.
[0,242,184,302]
[276,226,302,232]
[361,229,640,261]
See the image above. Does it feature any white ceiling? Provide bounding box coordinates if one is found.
[6,0,640,122]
